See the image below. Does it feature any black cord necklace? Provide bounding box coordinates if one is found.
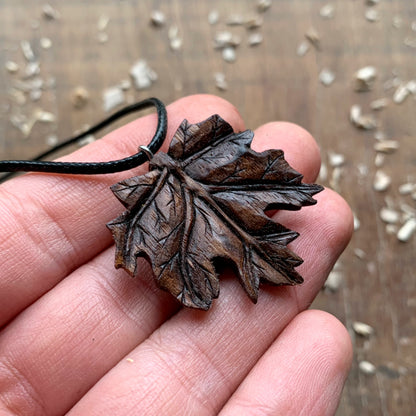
[0,97,323,310]
[0,97,167,181]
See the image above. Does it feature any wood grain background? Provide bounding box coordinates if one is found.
[1,1,415,415]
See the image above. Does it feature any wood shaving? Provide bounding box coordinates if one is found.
[103,86,125,112]
[71,86,89,109]
[214,72,228,91]
[398,183,416,195]
[370,97,389,110]
[97,32,109,43]
[328,152,345,167]
[393,81,416,103]
[353,321,375,337]
[40,37,52,49]
[324,270,343,292]
[24,61,40,78]
[42,3,60,20]
[78,135,95,147]
[214,31,241,48]
[359,361,377,375]
[222,47,237,63]
[380,207,400,224]
[374,140,399,153]
[374,153,385,167]
[319,68,335,86]
[305,27,320,49]
[35,109,56,123]
[97,15,110,31]
[354,248,367,259]
[296,40,310,57]
[150,10,166,27]
[168,25,182,51]
[208,10,219,25]
[392,16,403,29]
[353,212,361,231]
[5,61,19,73]
[354,66,377,91]
[20,40,35,62]
[350,105,377,129]
[404,37,416,48]
[130,59,157,90]
[397,218,416,242]
[226,14,244,26]
[46,134,58,147]
[245,15,263,29]
[365,8,381,22]
[318,162,328,182]
[373,170,391,192]
[320,4,335,19]
[248,33,263,46]
[257,0,272,13]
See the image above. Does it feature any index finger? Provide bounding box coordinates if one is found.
[0,94,245,326]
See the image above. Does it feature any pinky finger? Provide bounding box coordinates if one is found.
[219,310,352,416]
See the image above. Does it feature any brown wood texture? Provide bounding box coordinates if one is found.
[0,1,415,414]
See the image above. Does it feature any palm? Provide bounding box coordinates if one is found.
[0,95,352,416]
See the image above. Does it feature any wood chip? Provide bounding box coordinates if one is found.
[353,212,361,231]
[214,31,241,48]
[393,81,416,103]
[319,68,335,86]
[318,162,328,182]
[214,72,228,91]
[42,3,60,20]
[103,86,125,112]
[373,170,391,192]
[353,321,375,337]
[305,27,320,49]
[40,37,52,49]
[354,66,377,91]
[126,357,134,363]
[248,32,263,46]
[226,14,244,26]
[320,4,335,19]
[130,59,157,90]
[5,61,19,73]
[398,183,416,195]
[365,8,381,22]
[97,15,110,31]
[354,248,367,259]
[397,218,416,242]
[328,152,345,167]
[324,269,343,292]
[257,0,272,13]
[35,109,56,123]
[46,134,58,147]
[97,32,109,43]
[21,40,35,62]
[24,61,40,78]
[296,40,310,56]
[374,140,399,153]
[374,153,385,167]
[370,97,389,110]
[350,105,377,129]
[168,25,182,51]
[208,10,219,25]
[71,86,89,109]
[380,207,400,224]
[78,134,95,147]
[245,15,263,29]
[150,10,166,27]
[359,360,377,375]
[222,47,236,63]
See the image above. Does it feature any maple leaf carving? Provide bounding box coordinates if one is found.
[107,115,323,310]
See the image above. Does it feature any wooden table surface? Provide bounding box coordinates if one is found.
[1,1,415,415]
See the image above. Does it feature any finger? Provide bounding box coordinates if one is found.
[0,120,327,415]
[0,94,244,326]
[252,121,321,183]
[67,189,353,416]
[219,310,352,416]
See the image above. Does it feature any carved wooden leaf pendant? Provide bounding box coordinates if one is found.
[107,115,323,310]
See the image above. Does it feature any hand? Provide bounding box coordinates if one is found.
[0,95,353,416]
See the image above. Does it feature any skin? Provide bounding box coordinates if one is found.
[0,95,353,416]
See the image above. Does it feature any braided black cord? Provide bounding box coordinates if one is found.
[0,97,167,181]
